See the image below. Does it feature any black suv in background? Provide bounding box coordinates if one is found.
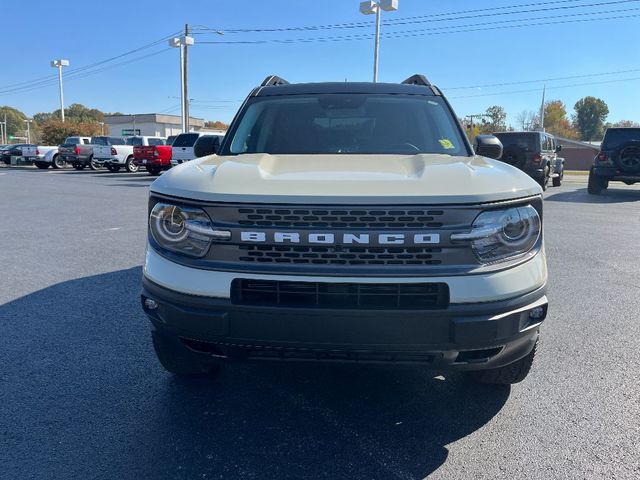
[588,127,640,194]
[493,131,564,190]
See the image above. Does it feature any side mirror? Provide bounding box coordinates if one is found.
[555,144,562,153]
[473,135,503,160]
[193,135,222,158]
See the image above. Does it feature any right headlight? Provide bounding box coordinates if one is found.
[451,205,541,264]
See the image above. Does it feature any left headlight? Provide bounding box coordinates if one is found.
[149,203,229,258]
[451,204,541,264]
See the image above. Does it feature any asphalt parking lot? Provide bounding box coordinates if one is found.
[1,166,639,480]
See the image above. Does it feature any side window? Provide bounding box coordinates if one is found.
[540,134,546,152]
[82,138,90,144]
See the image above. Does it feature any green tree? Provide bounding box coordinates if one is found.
[0,106,27,140]
[480,105,507,133]
[39,119,101,145]
[50,103,105,123]
[573,96,609,141]
[608,119,640,128]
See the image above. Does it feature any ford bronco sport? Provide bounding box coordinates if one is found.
[141,75,548,385]
[588,127,640,194]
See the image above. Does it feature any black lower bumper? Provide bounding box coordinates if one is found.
[592,166,640,183]
[141,278,547,370]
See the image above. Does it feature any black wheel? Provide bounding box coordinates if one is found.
[147,166,162,175]
[151,330,221,377]
[125,156,138,173]
[88,156,100,171]
[468,343,537,385]
[501,145,527,169]
[35,162,50,169]
[552,174,562,187]
[612,141,640,174]
[588,169,604,195]
[72,163,85,170]
[52,154,64,169]
[105,164,116,172]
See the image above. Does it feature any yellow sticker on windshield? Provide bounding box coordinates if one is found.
[439,138,455,149]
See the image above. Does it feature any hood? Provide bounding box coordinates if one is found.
[150,153,542,205]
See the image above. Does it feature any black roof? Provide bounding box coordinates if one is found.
[254,82,437,97]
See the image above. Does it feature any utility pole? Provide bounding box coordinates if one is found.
[169,29,194,133]
[359,1,398,82]
[24,119,32,144]
[184,24,190,132]
[465,114,489,131]
[539,84,546,132]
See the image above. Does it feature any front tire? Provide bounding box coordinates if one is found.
[151,330,221,377]
[146,166,162,175]
[468,343,537,385]
[588,169,604,194]
[125,156,138,173]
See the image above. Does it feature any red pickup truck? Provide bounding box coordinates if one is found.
[132,136,174,175]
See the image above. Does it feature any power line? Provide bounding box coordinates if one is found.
[443,68,640,90]
[197,10,640,44]
[448,76,640,99]
[196,0,638,34]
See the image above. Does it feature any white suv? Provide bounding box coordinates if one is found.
[141,74,548,385]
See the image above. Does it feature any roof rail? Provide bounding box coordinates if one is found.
[401,74,431,87]
[260,75,290,87]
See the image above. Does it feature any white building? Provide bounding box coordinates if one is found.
[104,113,208,137]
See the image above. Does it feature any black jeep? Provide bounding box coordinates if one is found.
[588,127,640,194]
[493,131,564,190]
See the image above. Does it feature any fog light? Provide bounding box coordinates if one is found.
[529,306,545,320]
[144,298,159,310]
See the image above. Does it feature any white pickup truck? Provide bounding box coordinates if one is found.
[33,146,64,169]
[93,136,165,173]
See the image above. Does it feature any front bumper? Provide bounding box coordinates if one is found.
[141,248,548,369]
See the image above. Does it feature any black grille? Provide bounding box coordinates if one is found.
[236,207,445,228]
[231,279,449,310]
[238,245,443,265]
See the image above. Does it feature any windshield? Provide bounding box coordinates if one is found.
[223,94,468,156]
[602,128,640,149]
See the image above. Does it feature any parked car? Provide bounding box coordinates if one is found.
[588,127,640,194]
[94,136,166,173]
[0,144,37,164]
[133,138,171,176]
[58,136,95,170]
[493,131,564,189]
[33,146,62,169]
[170,132,207,166]
[142,74,548,385]
[193,134,224,158]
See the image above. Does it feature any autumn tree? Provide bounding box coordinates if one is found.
[479,105,507,133]
[515,110,538,131]
[608,120,640,128]
[543,100,578,139]
[573,96,609,141]
[204,120,228,130]
[39,120,102,145]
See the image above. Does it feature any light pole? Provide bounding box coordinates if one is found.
[359,0,398,82]
[24,119,32,144]
[99,122,105,135]
[50,59,70,122]
[169,31,195,133]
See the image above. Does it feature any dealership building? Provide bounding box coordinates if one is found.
[104,113,217,137]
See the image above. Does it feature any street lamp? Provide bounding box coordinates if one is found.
[98,122,105,135]
[50,59,70,122]
[169,35,195,133]
[359,0,398,82]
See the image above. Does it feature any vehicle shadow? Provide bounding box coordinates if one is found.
[0,268,510,480]
[545,186,640,203]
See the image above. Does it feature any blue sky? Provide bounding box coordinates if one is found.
[1,0,638,126]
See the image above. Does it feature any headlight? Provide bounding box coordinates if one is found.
[149,203,230,258]
[451,205,541,264]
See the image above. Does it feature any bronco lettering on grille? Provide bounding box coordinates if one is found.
[239,232,440,245]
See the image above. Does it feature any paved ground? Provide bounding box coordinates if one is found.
[1,166,639,479]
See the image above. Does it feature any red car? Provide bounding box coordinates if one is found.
[133,136,175,175]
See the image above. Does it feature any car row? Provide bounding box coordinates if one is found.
[15,132,225,175]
